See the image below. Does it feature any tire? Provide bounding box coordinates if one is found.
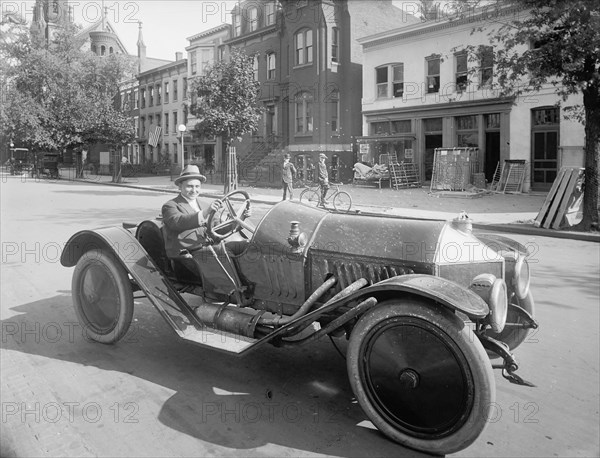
[300,189,320,206]
[72,249,134,344]
[333,191,352,212]
[347,299,495,455]
[486,290,535,352]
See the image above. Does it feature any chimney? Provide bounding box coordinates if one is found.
[175,52,183,61]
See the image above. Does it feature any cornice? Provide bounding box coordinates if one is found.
[359,5,525,49]
[225,25,278,46]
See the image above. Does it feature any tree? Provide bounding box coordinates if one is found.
[465,1,600,231]
[0,21,135,174]
[187,48,263,193]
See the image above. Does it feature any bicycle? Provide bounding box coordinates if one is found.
[299,182,353,212]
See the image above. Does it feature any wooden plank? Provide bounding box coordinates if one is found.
[551,168,583,229]
[534,167,567,227]
[542,168,576,228]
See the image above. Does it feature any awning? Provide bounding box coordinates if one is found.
[356,135,416,143]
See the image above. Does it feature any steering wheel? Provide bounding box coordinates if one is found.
[206,190,255,242]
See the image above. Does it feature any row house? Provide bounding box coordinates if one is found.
[225,0,415,184]
[183,24,231,173]
[136,55,188,165]
[358,4,585,191]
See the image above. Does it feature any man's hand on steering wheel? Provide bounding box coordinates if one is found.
[206,190,255,242]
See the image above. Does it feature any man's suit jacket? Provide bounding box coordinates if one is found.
[282,162,296,184]
[161,194,208,258]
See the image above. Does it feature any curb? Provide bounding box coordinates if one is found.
[75,178,600,243]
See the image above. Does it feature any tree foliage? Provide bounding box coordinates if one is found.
[459,0,599,231]
[0,21,135,153]
[188,47,263,146]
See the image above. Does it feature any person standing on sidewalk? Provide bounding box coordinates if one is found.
[281,153,297,201]
[318,153,329,206]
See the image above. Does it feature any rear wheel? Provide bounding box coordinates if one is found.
[347,299,495,455]
[299,189,320,206]
[72,249,134,344]
[333,191,352,212]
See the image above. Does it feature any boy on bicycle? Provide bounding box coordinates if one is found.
[318,153,329,206]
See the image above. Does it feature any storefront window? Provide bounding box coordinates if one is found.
[456,115,479,147]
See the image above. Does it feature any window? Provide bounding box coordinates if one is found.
[173,144,178,163]
[376,64,404,98]
[190,51,197,75]
[456,115,478,147]
[148,115,153,130]
[455,51,468,92]
[331,27,339,63]
[295,92,313,134]
[533,107,558,126]
[392,64,404,97]
[140,117,145,136]
[200,49,212,74]
[376,67,388,98]
[479,46,493,88]
[266,2,276,25]
[156,84,162,104]
[164,82,169,103]
[101,45,106,56]
[155,114,161,131]
[253,55,259,80]
[295,29,313,65]
[183,78,188,99]
[173,112,178,133]
[183,105,188,125]
[173,79,178,101]
[248,6,258,32]
[148,86,154,106]
[134,116,139,137]
[140,88,146,108]
[165,112,169,134]
[134,89,138,108]
[426,55,440,93]
[330,90,339,132]
[267,53,276,80]
[233,13,241,36]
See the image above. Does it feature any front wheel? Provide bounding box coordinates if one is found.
[72,249,134,344]
[299,189,320,206]
[333,191,352,212]
[347,299,495,455]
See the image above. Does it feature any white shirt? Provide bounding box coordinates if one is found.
[182,195,203,224]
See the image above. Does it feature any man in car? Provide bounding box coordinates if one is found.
[161,165,222,258]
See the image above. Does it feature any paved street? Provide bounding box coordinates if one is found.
[1,176,599,457]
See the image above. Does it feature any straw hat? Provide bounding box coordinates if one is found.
[319,153,327,160]
[175,165,207,185]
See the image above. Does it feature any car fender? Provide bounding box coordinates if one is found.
[60,226,146,268]
[354,274,490,320]
[61,226,202,338]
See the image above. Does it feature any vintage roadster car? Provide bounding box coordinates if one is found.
[60,191,538,455]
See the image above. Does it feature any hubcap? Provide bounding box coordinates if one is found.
[361,317,473,438]
[80,264,120,333]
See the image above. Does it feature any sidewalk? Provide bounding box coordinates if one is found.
[71,171,599,242]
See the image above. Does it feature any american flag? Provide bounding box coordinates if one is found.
[148,125,162,147]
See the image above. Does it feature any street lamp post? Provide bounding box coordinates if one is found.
[178,124,187,169]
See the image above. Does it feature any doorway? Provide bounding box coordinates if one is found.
[424,134,442,181]
[485,132,500,183]
[531,107,559,191]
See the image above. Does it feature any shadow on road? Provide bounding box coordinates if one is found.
[1,295,429,457]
